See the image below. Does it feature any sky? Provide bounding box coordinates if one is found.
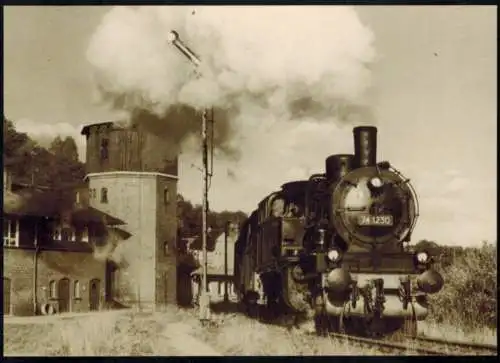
[3,5,497,247]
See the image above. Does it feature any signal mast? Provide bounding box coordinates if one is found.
[167,30,213,323]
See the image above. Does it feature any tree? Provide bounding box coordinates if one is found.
[50,136,79,163]
[176,193,248,250]
[3,117,36,176]
[3,118,85,208]
[49,136,64,156]
[48,135,85,187]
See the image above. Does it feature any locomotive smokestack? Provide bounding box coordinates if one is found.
[353,126,377,168]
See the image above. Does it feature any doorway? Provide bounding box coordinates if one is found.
[58,278,70,313]
[4,278,11,315]
[89,279,101,311]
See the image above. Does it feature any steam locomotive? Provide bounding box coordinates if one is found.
[233,126,444,337]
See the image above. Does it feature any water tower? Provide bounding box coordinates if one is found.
[81,121,178,309]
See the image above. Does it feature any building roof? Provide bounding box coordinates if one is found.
[4,188,124,226]
[3,189,59,217]
[71,205,126,226]
[80,121,130,136]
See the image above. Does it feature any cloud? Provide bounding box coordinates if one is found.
[409,169,496,246]
[87,5,376,159]
[13,118,87,162]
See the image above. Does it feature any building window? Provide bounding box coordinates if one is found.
[100,188,108,204]
[53,224,62,241]
[74,280,81,299]
[61,227,75,242]
[164,187,170,204]
[100,138,109,161]
[75,191,80,204]
[49,280,57,298]
[3,219,19,247]
[81,227,89,243]
[75,227,89,243]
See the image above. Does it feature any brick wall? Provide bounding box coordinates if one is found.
[155,174,178,306]
[88,172,178,309]
[3,248,35,315]
[4,248,106,316]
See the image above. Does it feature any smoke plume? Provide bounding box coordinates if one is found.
[87,6,376,158]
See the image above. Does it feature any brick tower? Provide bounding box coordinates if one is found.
[81,122,178,310]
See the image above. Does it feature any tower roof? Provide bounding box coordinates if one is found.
[80,121,130,136]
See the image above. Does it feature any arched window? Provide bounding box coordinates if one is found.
[49,280,57,298]
[74,280,81,299]
[100,188,108,204]
[164,187,170,204]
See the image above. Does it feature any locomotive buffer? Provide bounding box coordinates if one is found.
[167,30,213,323]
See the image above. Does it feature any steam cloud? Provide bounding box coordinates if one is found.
[87,6,376,158]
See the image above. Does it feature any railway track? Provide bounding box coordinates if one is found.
[406,335,498,356]
[329,332,498,356]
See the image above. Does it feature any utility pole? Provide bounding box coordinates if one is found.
[200,108,210,321]
[224,221,229,303]
[168,30,211,322]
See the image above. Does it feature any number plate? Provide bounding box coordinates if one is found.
[357,215,394,226]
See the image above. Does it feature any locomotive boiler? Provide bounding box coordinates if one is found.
[233,126,444,337]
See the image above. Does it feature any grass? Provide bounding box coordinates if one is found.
[191,310,416,356]
[3,243,497,356]
[418,320,497,346]
[4,307,405,356]
[428,241,497,335]
[3,308,194,356]
[4,305,497,356]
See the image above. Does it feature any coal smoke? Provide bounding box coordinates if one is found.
[86,6,376,157]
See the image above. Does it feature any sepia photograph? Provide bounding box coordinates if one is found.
[2,4,497,357]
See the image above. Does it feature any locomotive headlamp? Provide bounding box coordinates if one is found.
[416,251,429,264]
[370,176,384,188]
[327,249,341,262]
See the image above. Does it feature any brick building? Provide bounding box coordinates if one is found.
[81,122,179,310]
[3,168,126,316]
[4,119,192,315]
